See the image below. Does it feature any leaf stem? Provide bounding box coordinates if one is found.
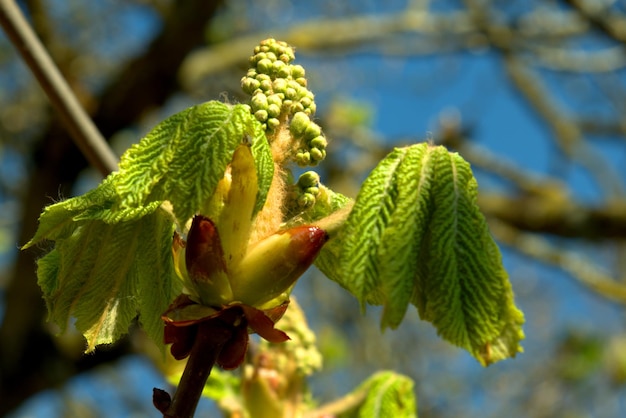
[302,385,369,418]
[160,321,232,418]
[0,0,118,176]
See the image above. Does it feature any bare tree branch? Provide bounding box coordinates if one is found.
[564,0,626,45]
[0,0,118,176]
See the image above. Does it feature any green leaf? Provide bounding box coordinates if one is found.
[26,101,273,351]
[114,101,272,224]
[317,143,524,365]
[23,176,117,247]
[36,207,181,352]
[337,371,417,418]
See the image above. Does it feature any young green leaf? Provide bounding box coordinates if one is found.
[316,143,524,365]
[35,208,180,352]
[114,101,273,225]
[25,101,273,352]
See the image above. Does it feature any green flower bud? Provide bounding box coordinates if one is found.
[291,64,305,79]
[277,63,291,78]
[283,99,293,109]
[291,102,304,114]
[267,118,280,130]
[279,53,291,63]
[251,93,269,111]
[304,122,321,139]
[300,97,312,109]
[310,147,324,162]
[287,79,300,89]
[253,45,261,54]
[255,109,268,122]
[298,171,320,188]
[273,78,288,93]
[267,93,283,107]
[305,102,316,115]
[296,151,311,166]
[257,58,273,74]
[306,186,319,196]
[309,136,327,149]
[295,77,307,87]
[255,73,271,82]
[285,87,297,100]
[298,193,316,208]
[247,69,258,78]
[266,51,277,62]
[267,103,281,118]
[289,112,310,137]
[260,79,272,92]
[242,77,261,95]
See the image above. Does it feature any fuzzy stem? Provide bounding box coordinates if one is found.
[0,0,118,176]
[162,321,232,418]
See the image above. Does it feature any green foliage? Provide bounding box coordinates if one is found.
[338,371,417,418]
[24,101,273,351]
[316,143,524,365]
[25,38,526,417]
[32,206,178,352]
[114,101,273,224]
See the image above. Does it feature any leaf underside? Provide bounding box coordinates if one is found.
[25,101,273,351]
[316,143,524,366]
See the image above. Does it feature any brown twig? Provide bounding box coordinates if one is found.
[0,0,118,176]
[156,320,233,418]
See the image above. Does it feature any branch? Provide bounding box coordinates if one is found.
[462,0,624,197]
[0,0,118,176]
[479,192,626,240]
[490,219,626,305]
[563,0,626,45]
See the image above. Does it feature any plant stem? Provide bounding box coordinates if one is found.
[0,0,118,176]
[302,386,369,418]
[162,321,232,418]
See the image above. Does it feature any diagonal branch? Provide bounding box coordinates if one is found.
[0,0,118,176]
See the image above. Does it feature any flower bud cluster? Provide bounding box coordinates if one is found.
[258,297,322,377]
[289,112,327,167]
[295,171,321,208]
[241,38,327,167]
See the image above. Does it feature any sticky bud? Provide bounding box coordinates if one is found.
[230,226,328,307]
[185,216,233,306]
